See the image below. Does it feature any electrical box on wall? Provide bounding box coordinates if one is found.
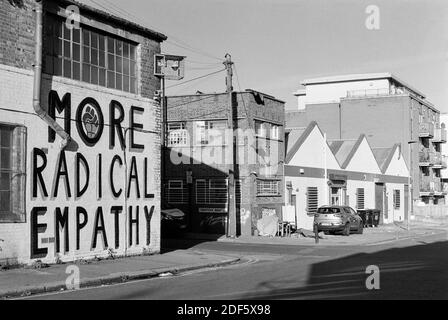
[154,54,186,80]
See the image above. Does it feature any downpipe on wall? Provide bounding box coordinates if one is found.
[33,0,71,149]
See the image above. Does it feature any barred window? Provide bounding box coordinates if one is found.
[393,190,401,209]
[356,188,365,209]
[0,125,26,223]
[44,15,137,93]
[256,180,279,196]
[166,180,188,204]
[168,122,188,146]
[306,187,318,215]
[196,179,208,204]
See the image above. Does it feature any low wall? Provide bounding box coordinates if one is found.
[414,205,448,219]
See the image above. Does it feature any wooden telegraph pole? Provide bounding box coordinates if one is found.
[224,54,237,238]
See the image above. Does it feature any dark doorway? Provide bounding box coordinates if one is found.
[375,183,385,224]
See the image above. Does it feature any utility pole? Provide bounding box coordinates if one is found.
[224,53,237,238]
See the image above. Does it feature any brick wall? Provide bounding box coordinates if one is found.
[0,0,36,70]
[165,91,285,236]
[0,0,164,264]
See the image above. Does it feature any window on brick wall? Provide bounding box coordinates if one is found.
[167,122,188,146]
[195,179,230,205]
[0,125,26,223]
[256,180,280,196]
[393,190,401,209]
[166,180,188,204]
[194,120,227,145]
[356,188,365,209]
[306,187,318,215]
[44,14,137,93]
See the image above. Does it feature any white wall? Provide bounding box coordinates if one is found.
[346,180,375,210]
[384,183,405,223]
[287,125,340,170]
[303,79,390,104]
[345,139,381,174]
[0,65,161,264]
[289,176,327,230]
[385,147,409,177]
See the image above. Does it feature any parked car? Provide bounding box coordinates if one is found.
[313,205,363,236]
[161,208,188,237]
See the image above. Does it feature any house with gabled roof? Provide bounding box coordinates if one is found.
[284,121,409,229]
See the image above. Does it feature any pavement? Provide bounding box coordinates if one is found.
[183,221,447,247]
[0,250,240,299]
[1,220,446,300]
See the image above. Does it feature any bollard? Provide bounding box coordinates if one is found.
[314,223,319,244]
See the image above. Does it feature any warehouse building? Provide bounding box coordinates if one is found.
[0,0,166,265]
[164,90,285,237]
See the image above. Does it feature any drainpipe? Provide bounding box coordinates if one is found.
[33,0,71,149]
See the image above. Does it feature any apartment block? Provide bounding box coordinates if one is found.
[287,73,446,206]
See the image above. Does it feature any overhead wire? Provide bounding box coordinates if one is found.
[165,68,226,89]
[92,0,222,62]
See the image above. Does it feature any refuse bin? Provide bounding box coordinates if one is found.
[357,209,369,227]
[371,209,380,227]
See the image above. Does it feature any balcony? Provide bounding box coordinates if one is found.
[433,178,446,196]
[346,87,409,98]
[419,177,434,196]
[432,127,447,143]
[419,151,434,167]
[432,153,447,169]
[419,122,434,138]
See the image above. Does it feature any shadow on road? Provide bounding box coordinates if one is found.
[161,236,222,253]
[245,240,448,300]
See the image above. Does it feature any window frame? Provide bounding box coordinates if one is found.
[393,189,401,209]
[193,120,227,146]
[306,186,319,215]
[356,188,365,210]
[167,122,188,146]
[256,179,280,197]
[43,14,138,94]
[166,180,188,204]
[0,124,26,224]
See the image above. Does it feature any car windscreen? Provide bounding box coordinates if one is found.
[317,207,341,214]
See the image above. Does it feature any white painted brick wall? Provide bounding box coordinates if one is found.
[0,64,161,265]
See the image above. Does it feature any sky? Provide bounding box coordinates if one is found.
[81,0,448,112]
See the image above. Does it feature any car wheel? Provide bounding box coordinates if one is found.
[357,222,364,234]
[343,223,350,236]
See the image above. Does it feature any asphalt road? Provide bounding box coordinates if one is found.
[22,231,448,300]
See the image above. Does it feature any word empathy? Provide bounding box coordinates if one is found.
[31,205,155,258]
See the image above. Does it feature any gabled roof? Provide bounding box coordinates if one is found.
[328,135,365,169]
[372,144,401,173]
[285,121,319,164]
[286,127,306,154]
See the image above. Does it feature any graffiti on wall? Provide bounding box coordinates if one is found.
[30,90,156,259]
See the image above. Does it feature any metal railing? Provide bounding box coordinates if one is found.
[419,122,435,138]
[346,87,408,98]
[432,153,447,168]
[432,127,447,143]
[419,177,434,193]
[419,151,435,165]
